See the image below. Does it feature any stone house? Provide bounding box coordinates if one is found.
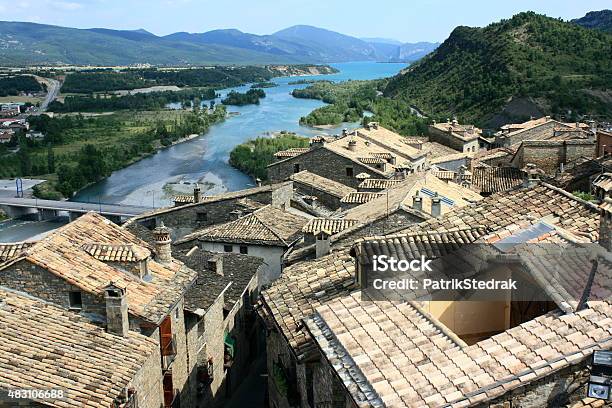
[495,116,591,148]
[286,172,483,264]
[125,181,294,240]
[176,204,309,284]
[290,170,356,211]
[259,181,604,408]
[596,130,612,157]
[0,212,198,408]
[0,286,164,408]
[268,124,427,189]
[428,119,481,153]
[509,139,596,175]
[174,246,265,408]
[592,173,612,201]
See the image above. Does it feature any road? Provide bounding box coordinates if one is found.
[0,197,152,217]
[39,77,61,111]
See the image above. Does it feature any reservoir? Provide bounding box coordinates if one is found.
[0,61,406,241]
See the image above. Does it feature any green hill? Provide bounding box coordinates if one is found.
[384,12,612,127]
[573,10,612,34]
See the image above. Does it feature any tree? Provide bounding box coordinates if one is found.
[47,145,55,173]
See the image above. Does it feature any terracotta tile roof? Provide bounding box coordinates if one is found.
[174,247,263,313]
[304,290,612,408]
[593,173,612,192]
[302,218,360,235]
[178,205,308,247]
[422,141,461,159]
[261,227,490,362]
[357,156,386,164]
[290,170,356,199]
[0,213,196,324]
[81,243,150,262]
[430,151,473,165]
[472,166,524,194]
[0,242,35,262]
[128,182,290,224]
[173,194,196,204]
[430,121,481,141]
[0,286,158,408]
[274,147,309,158]
[345,173,483,222]
[602,198,612,213]
[472,147,515,165]
[340,192,385,204]
[357,178,402,190]
[399,182,601,242]
[431,170,457,181]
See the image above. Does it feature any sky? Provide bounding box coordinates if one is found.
[0,0,609,42]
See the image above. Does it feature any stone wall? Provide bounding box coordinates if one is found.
[0,260,106,317]
[499,121,558,147]
[429,127,479,152]
[131,183,293,240]
[333,210,424,249]
[266,330,297,408]
[130,342,164,408]
[512,141,596,175]
[596,131,612,157]
[268,148,383,189]
[293,181,344,211]
[487,360,591,408]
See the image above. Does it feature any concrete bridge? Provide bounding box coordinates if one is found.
[0,197,152,224]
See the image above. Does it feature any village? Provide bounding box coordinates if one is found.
[0,113,611,407]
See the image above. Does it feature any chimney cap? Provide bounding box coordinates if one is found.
[154,221,170,234]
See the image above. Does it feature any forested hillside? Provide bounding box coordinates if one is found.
[384,12,612,127]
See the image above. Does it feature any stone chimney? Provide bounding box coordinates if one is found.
[431,193,442,218]
[104,283,129,337]
[207,254,224,276]
[153,222,172,264]
[600,198,612,251]
[348,139,357,152]
[522,163,542,188]
[256,178,262,187]
[394,168,407,180]
[315,230,331,258]
[194,184,201,203]
[412,191,423,212]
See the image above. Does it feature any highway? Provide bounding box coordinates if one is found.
[39,77,61,111]
[0,197,152,217]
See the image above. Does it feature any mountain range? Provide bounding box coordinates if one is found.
[0,22,438,66]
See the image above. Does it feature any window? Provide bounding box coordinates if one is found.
[346,167,354,177]
[239,245,248,254]
[293,163,300,173]
[68,291,82,309]
[224,245,233,253]
[207,260,217,270]
[197,211,207,222]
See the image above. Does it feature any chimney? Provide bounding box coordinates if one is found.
[256,178,262,187]
[207,254,224,276]
[600,199,612,251]
[153,222,172,264]
[522,163,542,188]
[342,128,348,137]
[348,139,357,152]
[104,283,129,337]
[315,230,331,258]
[194,184,201,203]
[431,193,442,218]
[412,191,423,212]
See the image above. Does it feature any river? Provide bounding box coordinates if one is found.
[0,61,406,241]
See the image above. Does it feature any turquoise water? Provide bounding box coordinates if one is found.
[72,62,407,207]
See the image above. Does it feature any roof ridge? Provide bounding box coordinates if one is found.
[253,206,290,246]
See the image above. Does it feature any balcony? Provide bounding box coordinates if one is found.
[161,336,177,371]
